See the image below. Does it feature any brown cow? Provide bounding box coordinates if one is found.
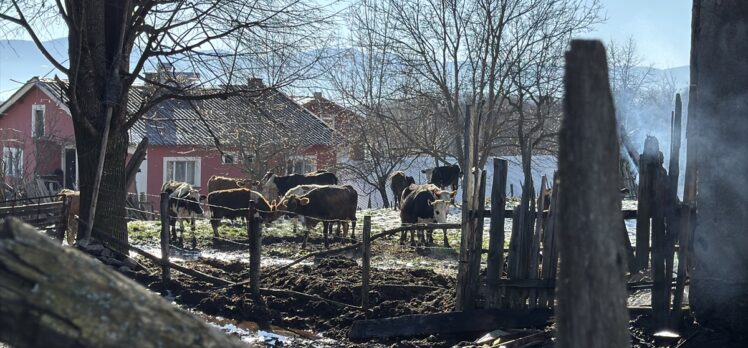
[207,175,254,193]
[206,188,277,238]
[57,189,80,245]
[390,171,416,210]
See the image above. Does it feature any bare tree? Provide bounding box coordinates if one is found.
[326,1,418,207]
[0,0,336,248]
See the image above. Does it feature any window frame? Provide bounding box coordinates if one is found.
[285,155,317,175]
[2,147,23,177]
[163,156,201,187]
[31,104,45,138]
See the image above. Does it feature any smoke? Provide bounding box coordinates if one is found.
[612,69,689,196]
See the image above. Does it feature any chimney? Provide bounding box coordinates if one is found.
[247,77,265,89]
[313,91,323,99]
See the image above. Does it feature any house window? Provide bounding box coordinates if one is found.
[32,104,45,138]
[2,147,23,177]
[163,157,201,186]
[286,155,316,175]
[222,152,241,165]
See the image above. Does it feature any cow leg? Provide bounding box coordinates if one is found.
[302,227,309,249]
[427,228,434,245]
[335,222,341,237]
[350,220,356,241]
[410,230,416,246]
[400,231,406,245]
[210,218,220,238]
[323,222,330,249]
[190,216,197,249]
[443,228,450,247]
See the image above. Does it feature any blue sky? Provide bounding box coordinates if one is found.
[584,0,692,68]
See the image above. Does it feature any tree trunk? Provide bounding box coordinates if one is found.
[378,184,390,209]
[689,0,748,333]
[555,40,629,348]
[67,1,132,252]
[0,217,246,348]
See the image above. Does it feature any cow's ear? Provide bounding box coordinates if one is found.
[300,197,310,206]
[199,195,207,201]
[449,191,456,198]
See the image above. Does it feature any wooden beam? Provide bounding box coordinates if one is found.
[348,309,552,340]
[124,136,149,191]
[556,40,630,348]
[0,217,245,347]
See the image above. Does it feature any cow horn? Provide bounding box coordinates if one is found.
[300,197,310,206]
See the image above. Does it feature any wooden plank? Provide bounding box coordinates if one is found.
[0,217,246,348]
[361,216,371,310]
[348,309,552,340]
[160,192,170,284]
[0,201,64,217]
[486,158,508,309]
[650,151,669,330]
[556,40,630,348]
[248,200,262,299]
[455,169,486,311]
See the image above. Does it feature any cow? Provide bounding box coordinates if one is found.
[161,181,205,248]
[261,170,338,200]
[422,164,461,191]
[207,175,255,193]
[399,184,456,246]
[206,188,276,238]
[390,171,416,210]
[57,189,80,245]
[281,184,353,238]
[277,185,357,249]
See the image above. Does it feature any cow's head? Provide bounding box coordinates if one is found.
[405,176,416,186]
[279,194,310,212]
[427,189,455,223]
[170,185,203,214]
[421,168,434,181]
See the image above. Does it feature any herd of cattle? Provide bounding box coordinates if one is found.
[55,164,462,249]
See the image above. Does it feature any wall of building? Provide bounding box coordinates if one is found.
[0,86,75,186]
[145,145,248,196]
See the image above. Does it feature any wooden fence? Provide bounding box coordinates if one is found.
[0,194,70,240]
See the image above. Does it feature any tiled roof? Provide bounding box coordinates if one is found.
[35,78,333,147]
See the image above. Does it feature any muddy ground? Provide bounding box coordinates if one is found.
[129,252,465,347]
[120,208,746,347]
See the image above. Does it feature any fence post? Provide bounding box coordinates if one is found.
[56,195,71,243]
[248,200,262,300]
[361,215,371,311]
[487,159,508,289]
[159,192,170,286]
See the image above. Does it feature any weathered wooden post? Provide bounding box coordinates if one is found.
[361,215,371,311]
[248,200,262,300]
[649,154,668,329]
[688,0,748,333]
[56,195,71,243]
[486,158,508,308]
[159,192,170,285]
[635,136,659,272]
[556,40,629,348]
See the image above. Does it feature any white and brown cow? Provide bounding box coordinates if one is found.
[399,184,455,246]
[278,185,357,249]
[161,181,205,248]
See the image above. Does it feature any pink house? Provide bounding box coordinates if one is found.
[0,77,337,199]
